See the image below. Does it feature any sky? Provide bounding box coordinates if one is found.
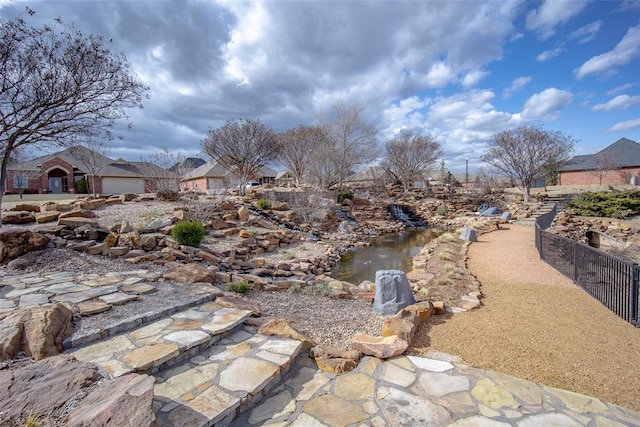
[1,0,640,174]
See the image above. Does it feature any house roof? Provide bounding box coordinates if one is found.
[275,170,292,180]
[181,160,278,180]
[171,157,206,172]
[181,160,229,180]
[9,146,173,178]
[345,166,388,182]
[11,146,112,173]
[559,138,640,172]
[257,165,277,178]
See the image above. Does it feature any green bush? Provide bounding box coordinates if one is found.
[171,220,205,247]
[228,280,252,294]
[256,198,271,210]
[288,281,334,297]
[338,189,354,201]
[436,204,448,216]
[75,178,88,194]
[567,190,640,219]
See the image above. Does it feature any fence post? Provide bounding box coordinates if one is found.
[632,264,639,325]
[573,242,578,282]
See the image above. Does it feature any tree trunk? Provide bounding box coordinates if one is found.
[0,145,15,227]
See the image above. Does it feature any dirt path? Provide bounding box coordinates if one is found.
[425,224,640,411]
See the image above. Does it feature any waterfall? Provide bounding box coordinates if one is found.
[387,205,427,228]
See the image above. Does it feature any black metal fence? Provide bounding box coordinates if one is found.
[535,207,639,326]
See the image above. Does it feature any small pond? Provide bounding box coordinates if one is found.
[332,228,443,285]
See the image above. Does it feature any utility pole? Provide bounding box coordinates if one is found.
[465,157,468,188]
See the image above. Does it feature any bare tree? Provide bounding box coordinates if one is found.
[589,151,618,185]
[279,125,329,186]
[321,102,379,189]
[202,119,280,194]
[69,140,112,198]
[306,135,339,189]
[480,126,576,202]
[0,11,148,223]
[381,130,442,191]
[140,147,184,199]
[7,150,40,199]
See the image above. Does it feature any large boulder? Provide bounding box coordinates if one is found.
[310,346,362,374]
[381,309,420,343]
[59,209,96,219]
[0,230,49,264]
[459,226,477,242]
[1,211,35,224]
[258,318,315,350]
[163,262,216,284]
[57,216,99,229]
[351,333,408,359]
[0,303,73,361]
[373,270,415,315]
[35,210,61,224]
[66,374,155,427]
[11,203,41,212]
[0,355,102,421]
[238,205,250,222]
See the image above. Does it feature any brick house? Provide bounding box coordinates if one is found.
[6,146,173,195]
[557,138,640,186]
[180,160,277,194]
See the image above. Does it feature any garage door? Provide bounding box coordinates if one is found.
[101,177,145,195]
[207,178,226,190]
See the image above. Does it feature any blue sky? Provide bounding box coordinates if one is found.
[1,0,639,174]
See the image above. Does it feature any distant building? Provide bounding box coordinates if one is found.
[344,166,390,188]
[6,146,172,195]
[171,157,206,172]
[558,138,640,186]
[180,160,277,193]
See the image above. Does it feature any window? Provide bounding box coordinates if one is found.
[13,173,27,189]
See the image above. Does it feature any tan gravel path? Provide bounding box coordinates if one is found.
[427,224,640,411]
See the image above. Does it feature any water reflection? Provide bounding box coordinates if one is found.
[333,229,442,284]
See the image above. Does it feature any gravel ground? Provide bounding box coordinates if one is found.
[244,290,386,348]
[2,200,385,348]
[421,224,640,412]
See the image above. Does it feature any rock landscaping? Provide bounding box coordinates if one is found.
[0,187,639,425]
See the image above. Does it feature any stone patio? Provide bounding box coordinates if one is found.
[2,268,640,426]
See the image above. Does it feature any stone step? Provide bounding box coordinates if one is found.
[69,301,253,377]
[152,324,304,427]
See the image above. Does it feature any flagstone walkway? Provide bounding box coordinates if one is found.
[66,298,640,426]
[235,353,640,427]
[2,267,639,425]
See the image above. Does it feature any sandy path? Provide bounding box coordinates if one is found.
[426,224,640,411]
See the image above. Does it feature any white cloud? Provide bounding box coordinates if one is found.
[536,46,564,61]
[423,62,456,88]
[608,117,640,132]
[503,76,532,99]
[591,95,640,111]
[575,24,640,79]
[425,91,517,147]
[461,69,489,89]
[618,0,640,12]
[608,83,637,95]
[521,88,573,120]
[525,0,589,40]
[381,97,429,137]
[569,20,603,44]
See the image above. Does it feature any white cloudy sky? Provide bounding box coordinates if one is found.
[2,0,640,173]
